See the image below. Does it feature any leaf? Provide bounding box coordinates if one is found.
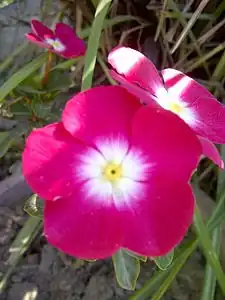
[0,0,16,8]
[31,101,53,119]
[112,249,140,290]
[125,249,147,262]
[81,0,113,90]
[131,239,198,300]
[153,249,174,270]
[0,53,47,102]
[45,70,72,92]
[0,216,42,292]
[0,131,14,158]
[24,194,44,219]
[194,206,225,295]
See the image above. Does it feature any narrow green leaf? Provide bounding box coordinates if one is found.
[0,216,42,292]
[131,183,225,300]
[194,206,225,295]
[151,240,198,300]
[200,226,221,300]
[153,249,174,270]
[131,239,198,300]
[0,131,14,158]
[81,0,112,90]
[0,42,27,74]
[79,15,142,39]
[0,0,16,8]
[201,136,225,300]
[0,53,47,102]
[113,249,140,291]
[24,194,44,219]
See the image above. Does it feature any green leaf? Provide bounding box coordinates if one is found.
[125,249,147,262]
[0,0,16,8]
[24,194,44,219]
[153,249,174,270]
[0,216,42,292]
[10,102,31,116]
[113,249,140,290]
[131,239,198,300]
[81,0,113,90]
[194,206,225,295]
[45,70,72,92]
[31,101,53,119]
[0,131,14,158]
[0,53,47,102]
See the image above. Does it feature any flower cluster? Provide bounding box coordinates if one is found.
[22,23,225,260]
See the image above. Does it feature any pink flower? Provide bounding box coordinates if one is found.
[22,86,202,259]
[26,19,86,58]
[108,47,225,168]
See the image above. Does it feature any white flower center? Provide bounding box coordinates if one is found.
[155,89,196,125]
[77,137,152,208]
[45,38,65,52]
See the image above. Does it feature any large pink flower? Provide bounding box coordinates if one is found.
[22,86,202,259]
[26,19,86,58]
[108,47,225,168]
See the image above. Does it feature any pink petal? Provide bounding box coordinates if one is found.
[123,178,194,257]
[55,23,86,58]
[44,192,123,259]
[22,122,89,201]
[62,86,141,147]
[162,69,225,143]
[132,105,202,181]
[31,19,54,40]
[198,136,224,168]
[110,70,157,105]
[184,96,225,144]
[25,33,50,49]
[108,47,165,99]
[162,68,213,101]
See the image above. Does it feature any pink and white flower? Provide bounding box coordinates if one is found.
[108,47,225,168]
[26,19,86,58]
[22,86,201,259]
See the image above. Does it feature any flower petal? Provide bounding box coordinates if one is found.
[110,70,157,105]
[123,177,194,257]
[25,33,50,49]
[183,96,225,144]
[31,19,54,39]
[44,188,123,259]
[108,47,165,98]
[198,136,224,168]
[162,68,213,101]
[22,122,89,201]
[55,23,86,58]
[132,105,202,181]
[162,69,225,143]
[62,86,141,148]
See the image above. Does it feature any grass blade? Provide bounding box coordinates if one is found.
[81,0,112,90]
[0,53,47,102]
[0,216,42,292]
[131,239,198,300]
[194,206,225,294]
[170,0,211,54]
[200,226,221,300]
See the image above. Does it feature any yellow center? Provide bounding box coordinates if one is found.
[103,163,122,182]
[168,102,183,114]
[52,40,62,49]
